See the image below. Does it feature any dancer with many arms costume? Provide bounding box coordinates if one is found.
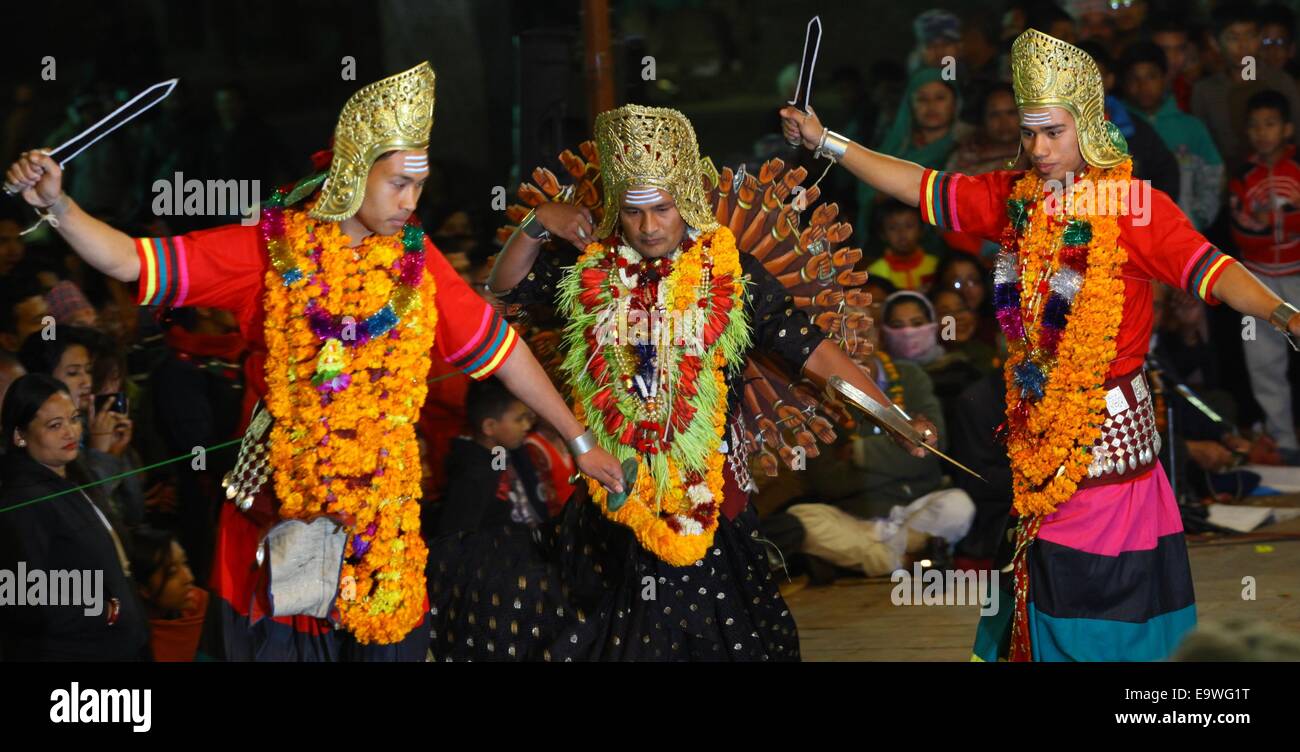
[427,103,938,661]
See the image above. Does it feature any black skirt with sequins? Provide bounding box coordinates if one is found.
[427,523,563,660]
[427,497,800,662]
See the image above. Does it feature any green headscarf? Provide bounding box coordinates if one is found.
[858,67,961,245]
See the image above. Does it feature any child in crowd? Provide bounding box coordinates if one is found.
[1229,89,1300,463]
[431,377,545,536]
[867,200,940,293]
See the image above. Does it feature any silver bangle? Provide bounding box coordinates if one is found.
[567,429,597,457]
[815,128,850,161]
[520,208,551,241]
[1269,301,1300,332]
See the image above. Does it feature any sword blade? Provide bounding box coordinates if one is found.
[1172,383,1225,424]
[915,442,987,484]
[788,16,822,113]
[829,375,987,483]
[49,78,178,167]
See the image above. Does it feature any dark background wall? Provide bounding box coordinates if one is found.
[0,0,1258,236]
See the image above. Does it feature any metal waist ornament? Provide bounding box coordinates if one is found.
[591,104,720,238]
[310,62,436,222]
[1011,28,1129,169]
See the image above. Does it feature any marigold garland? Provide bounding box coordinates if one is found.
[261,189,434,644]
[996,161,1131,517]
[558,227,750,565]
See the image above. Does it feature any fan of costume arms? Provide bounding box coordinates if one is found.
[496,141,873,478]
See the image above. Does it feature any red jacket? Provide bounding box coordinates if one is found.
[1228,144,1300,276]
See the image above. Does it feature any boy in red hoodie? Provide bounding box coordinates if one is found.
[1229,89,1300,462]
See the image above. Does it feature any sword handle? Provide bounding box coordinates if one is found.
[3,148,54,196]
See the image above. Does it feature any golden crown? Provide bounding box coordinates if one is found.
[1011,28,1128,169]
[592,104,720,238]
[310,62,436,222]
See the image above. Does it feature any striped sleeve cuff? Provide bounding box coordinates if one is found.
[135,236,191,307]
[1180,243,1236,305]
[446,306,519,379]
[918,168,961,231]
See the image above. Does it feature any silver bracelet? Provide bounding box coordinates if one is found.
[815,128,850,161]
[567,429,597,457]
[520,208,551,241]
[1268,301,1300,332]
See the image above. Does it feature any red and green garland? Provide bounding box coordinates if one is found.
[558,226,750,564]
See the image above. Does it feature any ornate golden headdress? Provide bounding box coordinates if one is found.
[310,62,436,222]
[1010,28,1129,169]
[592,104,720,238]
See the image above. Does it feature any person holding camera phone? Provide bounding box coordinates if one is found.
[16,325,143,525]
[90,389,131,456]
[84,329,144,526]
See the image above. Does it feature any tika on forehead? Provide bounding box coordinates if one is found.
[624,187,664,206]
[403,154,428,174]
[1021,111,1054,126]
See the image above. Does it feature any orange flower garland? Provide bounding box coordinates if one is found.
[1000,161,1130,517]
[262,198,435,644]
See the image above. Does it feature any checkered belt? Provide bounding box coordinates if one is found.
[221,403,274,512]
[1077,368,1163,489]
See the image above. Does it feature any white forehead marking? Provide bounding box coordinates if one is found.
[403,154,429,174]
[624,187,665,206]
[1021,111,1054,126]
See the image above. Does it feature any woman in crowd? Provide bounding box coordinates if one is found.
[0,373,148,660]
[18,326,142,524]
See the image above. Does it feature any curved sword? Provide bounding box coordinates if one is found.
[5,78,178,195]
[788,16,822,114]
[829,375,986,483]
